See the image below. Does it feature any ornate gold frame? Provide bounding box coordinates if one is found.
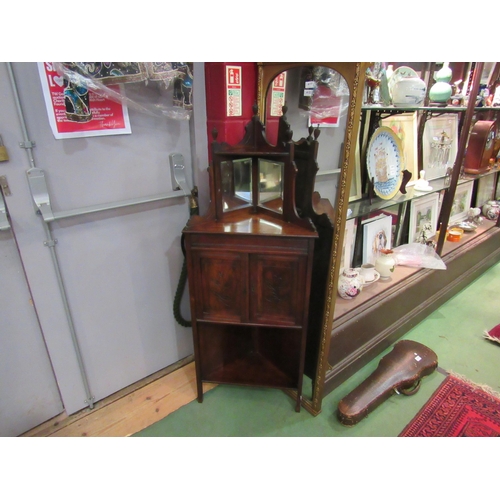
[257,62,368,415]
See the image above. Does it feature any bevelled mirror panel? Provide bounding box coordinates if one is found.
[221,158,252,212]
[258,159,283,213]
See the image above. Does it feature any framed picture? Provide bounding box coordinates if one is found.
[340,218,357,272]
[362,214,393,265]
[422,114,459,181]
[381,113,419,184]
[409,193,440,244]
[476,173,497,208]
[450,181,474,224]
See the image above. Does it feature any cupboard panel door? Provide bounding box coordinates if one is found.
[192,249,247,322]
[249,253,306,326]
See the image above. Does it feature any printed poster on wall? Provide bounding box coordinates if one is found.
[226,65,242,117]
[270,72,286,117]
[38,62,132,140]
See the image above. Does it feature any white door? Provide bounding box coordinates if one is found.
[0,189,63,436]
[0,62,207,421]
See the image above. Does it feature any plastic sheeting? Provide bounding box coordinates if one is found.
[54,62,193,121]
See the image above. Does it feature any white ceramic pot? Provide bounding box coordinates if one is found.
[375,250,396,280]
[392,77,426,107]
[338,268,362,300]
[482,200,500,220]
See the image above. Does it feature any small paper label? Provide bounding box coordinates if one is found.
[305,81,315,89]
[303,89,314,97]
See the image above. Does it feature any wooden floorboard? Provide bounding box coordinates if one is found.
[21,361,215,437]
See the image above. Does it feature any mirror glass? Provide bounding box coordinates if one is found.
[258,159,283,212]
[262,63,352,406]
[221,158,252,212]
[263,65,351,208]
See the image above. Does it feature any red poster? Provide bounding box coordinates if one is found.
[38,62,131,139]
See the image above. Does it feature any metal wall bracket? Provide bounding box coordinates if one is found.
[0,188,10,231]
[43,238,58,247]
[169,153,191,196]
[0,175,11,196]
[19,140,36,149]
[26,167,55,222]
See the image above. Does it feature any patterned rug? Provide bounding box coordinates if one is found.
[400,375,500,437]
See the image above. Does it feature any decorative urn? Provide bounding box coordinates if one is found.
[392,77,427,107]
[482,200,500,220]
[338,268,362,300]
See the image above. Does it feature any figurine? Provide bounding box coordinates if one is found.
[416,221,436,248]
[414,170,433,191]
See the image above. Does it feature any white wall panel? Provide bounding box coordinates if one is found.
[0,62,207,416]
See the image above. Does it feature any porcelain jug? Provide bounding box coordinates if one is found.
[375,249,396,280]
[338,268,362,300]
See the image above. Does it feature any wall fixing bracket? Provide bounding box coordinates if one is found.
[26,167,55,222]
[169,153,191,196]
[0,175,11,196]
[0,186,10,231]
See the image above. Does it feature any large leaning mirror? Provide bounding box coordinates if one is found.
[257,62,368,415]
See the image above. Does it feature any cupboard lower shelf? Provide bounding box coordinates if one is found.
[195,322,305,404]
[202,351,298,389]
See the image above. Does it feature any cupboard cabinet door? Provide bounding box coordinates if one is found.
[191,249,247,323]
[249,253,307,326]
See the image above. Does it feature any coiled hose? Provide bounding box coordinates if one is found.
[173,188,198,327]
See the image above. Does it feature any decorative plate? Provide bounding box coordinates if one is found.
[388,65,419,97]
[366,126,403,200]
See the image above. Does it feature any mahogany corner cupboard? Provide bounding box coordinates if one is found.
[182,106,321,411]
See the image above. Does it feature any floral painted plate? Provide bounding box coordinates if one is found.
[366,126,404,200]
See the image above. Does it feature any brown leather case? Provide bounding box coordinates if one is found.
[337,340,438,426]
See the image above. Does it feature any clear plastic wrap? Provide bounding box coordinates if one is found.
[297,65,350,126]
[392,243,447,270]
[53,62,193,121]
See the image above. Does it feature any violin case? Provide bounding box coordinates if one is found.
[337,339,438,426]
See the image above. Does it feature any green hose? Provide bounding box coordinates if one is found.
[173,188,198,328]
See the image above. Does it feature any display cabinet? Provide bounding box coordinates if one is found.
[183,105,320,411]
[324,62,500,408]
[257,61,500,416]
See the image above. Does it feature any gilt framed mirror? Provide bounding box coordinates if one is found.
[257,62,368,415]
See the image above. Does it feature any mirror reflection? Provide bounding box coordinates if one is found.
[263,65,350,208]
[221,158,252,212]
[260,63,352,406]
[258,159,283,212]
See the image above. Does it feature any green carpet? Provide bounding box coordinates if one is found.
[135,260,500,437]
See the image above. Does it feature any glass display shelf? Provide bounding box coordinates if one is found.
[333,219,499,320]
[362,105,468,113]
[461,164,500,181]
[362,105,500,113]
[347,176,450,220]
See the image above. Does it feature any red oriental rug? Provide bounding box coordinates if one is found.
[400,375,500,437]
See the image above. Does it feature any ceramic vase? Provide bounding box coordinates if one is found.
[429,62,453,105]
[392,77,426,107]
[375,250,396,280]
[338,268,362,300]
[482,200,500,220]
